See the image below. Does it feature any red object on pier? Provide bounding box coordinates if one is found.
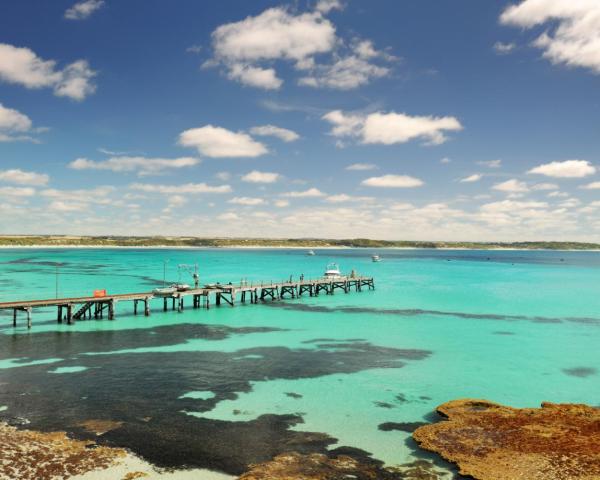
[93,289,107,297]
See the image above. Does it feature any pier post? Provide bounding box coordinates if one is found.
[178,297,183,312]
[216,292,221,306]
[108,300,114,320]
[163,298,167,311]
[134,300,138,315]
[13,309,17,327]
[67,304,73,325]
[26,307,32,329]
[57,305,63,323]
[144,298,150,316]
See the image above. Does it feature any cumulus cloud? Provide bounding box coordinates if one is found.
[325,193,374,203]
[249,125,299,142]
[323,110,463,146]
[65,0,104,20]
[0,186,36,197]
[178,125,268,158]
[0,43,96,100]
[528,160,596,178]
[493,179,529,193]
[0,169,49,186]
[241,170,281,183]
[346,163,377,171]
[228,196,266,205]
[361,174,424,188]
[581,181,600,190]
[69,156,199,176]
[282,187,325,197]
[207,5,393,90]
[130,183,232,194]
[500,0,600,74]
[460,174,482,183]
[0,103,39,142]
[274,199,290,207]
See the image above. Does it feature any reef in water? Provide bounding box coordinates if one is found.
[413,399,600,480]
[238,452,446,479]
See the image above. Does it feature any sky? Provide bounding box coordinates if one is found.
[1,0,600,241]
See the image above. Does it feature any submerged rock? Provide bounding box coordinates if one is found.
[413,399,600,480]
[238,452,445,479]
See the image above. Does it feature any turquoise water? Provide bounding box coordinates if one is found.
[1,248,599,476]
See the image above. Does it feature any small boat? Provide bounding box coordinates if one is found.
[324,262,342,279]
[372,254,381,262]
[152,286,176,296]
[307,250,316,256]
[171,283,190,292]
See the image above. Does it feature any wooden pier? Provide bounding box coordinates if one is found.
[0,276,374,328]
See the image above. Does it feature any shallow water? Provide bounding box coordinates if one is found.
[1,248,599,477]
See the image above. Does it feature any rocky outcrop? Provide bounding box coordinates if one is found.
[0,421,126,479]
[413,399,600,480]
[238,452,445,479]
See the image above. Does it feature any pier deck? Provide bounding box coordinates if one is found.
[0,276,374,328]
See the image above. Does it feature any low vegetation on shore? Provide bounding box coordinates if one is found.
[0,235,598,250]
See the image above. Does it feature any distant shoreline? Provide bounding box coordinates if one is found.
[1,244,600,252]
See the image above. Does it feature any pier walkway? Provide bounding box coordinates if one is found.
[0,276,374,328]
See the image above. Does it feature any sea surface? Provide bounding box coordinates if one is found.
[1,248,599,477]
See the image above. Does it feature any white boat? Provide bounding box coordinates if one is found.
[152,286,176,296]
[307,250,316,256]
[324,262,343,279]
[372,254,381,262]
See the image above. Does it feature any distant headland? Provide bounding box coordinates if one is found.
[0,235,599,250]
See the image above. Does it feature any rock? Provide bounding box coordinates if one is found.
[237,452,445,479]
[0,421,126,479]
[413,399,600,480]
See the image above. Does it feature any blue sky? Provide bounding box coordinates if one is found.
[1,0,600,240]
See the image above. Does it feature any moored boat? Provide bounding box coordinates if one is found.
[324,262,342,279]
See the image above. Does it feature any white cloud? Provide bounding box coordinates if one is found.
[65,0,104,20]
[167,195,187,208]
[226,64,282,90]
[282,187,325,197]
[323,110,463,146]
[532,182,559,191]
[493,42,516,55]
[315,0,344,14]
[217,212,240,221]
[460,174,482,183]
[250,125,299,142]
[130,183,232,194]
[69,156,199,176]
[241,170,281,183]
[211,7,335,89]
[500,1,600,74]
[0,43,96,100]
[548,191,569,198]
[178,125,268,158]
[440,157,452,164]
[0,169,49,186]
[186,45,203,54]
[274,199,290,207]
[0,186,36,197]
[581,181,600,190]
[493,179,529,193]
[228,196,266,206]
[41,186,114,203]
[480,199,548,213]
[208,5,392,90]
[346,163,377,171]
[325,194,373,203]
[477,159,502,168]
[528,160,596,178]
[0,103,39,142]
[298,54,390,89]
[361,174,424,188]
